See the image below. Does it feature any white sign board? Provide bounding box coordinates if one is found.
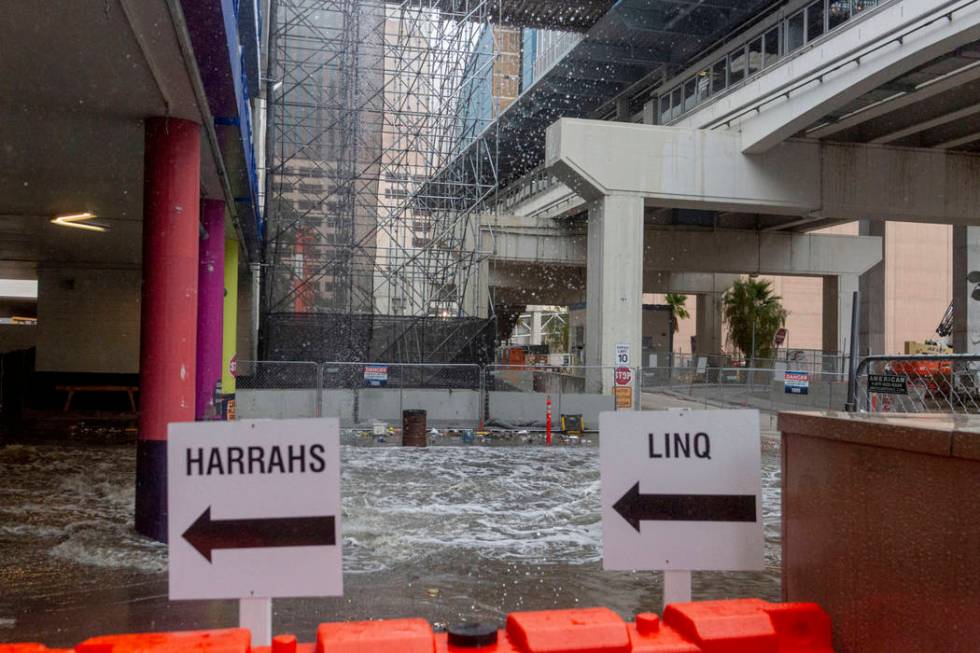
[600,409,763,571]
[364,364,388,386]
[615,343,631,365]
[168,418,342,600]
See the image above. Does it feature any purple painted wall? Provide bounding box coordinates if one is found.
[195,199,225,419]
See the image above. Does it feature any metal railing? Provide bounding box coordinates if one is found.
[855,354,980,414]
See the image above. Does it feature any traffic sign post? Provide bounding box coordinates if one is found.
[600,409,763,609]
[168,418,342,644]
[614,366,635,411]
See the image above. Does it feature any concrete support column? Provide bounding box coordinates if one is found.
[195,200,225,420]
[136,117,201,541]
[694,274,737,360]
[585,194,644,392]
[952,226,980,353]
[859,221,886,355]
[222,239,240,418]
[530,310,543,346]
[822,274,859,362]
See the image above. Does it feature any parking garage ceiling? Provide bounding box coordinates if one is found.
[0,1,222,274]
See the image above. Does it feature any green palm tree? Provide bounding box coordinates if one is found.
[665,293,690,333]
[722,278,787,362]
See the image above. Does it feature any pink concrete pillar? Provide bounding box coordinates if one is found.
[196,200,225,420]
[136,117,201,541]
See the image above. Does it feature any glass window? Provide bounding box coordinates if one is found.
[786,11,805,52]
[711,58,728,94]
[659,94,671,123]
[852,0,880,18]
[764,27,781,67]
[748,37,763,76]
[696,68,712,102]
[829,1,849,30]
[683,77,697,112]
[729,47,746,86]
[806,1,825,42]
[670,86,682,120]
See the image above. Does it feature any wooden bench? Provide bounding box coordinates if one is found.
[56,385,139,413]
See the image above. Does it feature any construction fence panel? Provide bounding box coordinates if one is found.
[856,355,980,414]
[638,366,848,428]
[235,361,321,419]
[662,350,846,375]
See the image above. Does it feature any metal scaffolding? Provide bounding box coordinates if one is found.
[264,0,506,361]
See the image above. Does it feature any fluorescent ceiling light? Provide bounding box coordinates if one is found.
[0,279,37,299]
[51,212,108,232]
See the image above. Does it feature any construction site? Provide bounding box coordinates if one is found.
[261,0,518,365]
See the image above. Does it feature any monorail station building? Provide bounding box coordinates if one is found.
[486,0,980,379]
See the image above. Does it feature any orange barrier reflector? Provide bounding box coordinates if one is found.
[0,645,72,653]
[253,634,317,653]
[663,600,833,652]
[74,629,250,653]
[506,607,631,652]
[316,618,433,653]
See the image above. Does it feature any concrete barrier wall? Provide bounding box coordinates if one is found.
[321,389,356,423]
[238,389,318,419]
[779,411,980,652]
[401,389,479,425]
[357,388,479,426]
[243,387,613,428]
[488,391,613,428]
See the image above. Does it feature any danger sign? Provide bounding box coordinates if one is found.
[615,367,633,386]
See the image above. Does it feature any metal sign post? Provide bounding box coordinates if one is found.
[239,597,272,645]
[600,409,763,611]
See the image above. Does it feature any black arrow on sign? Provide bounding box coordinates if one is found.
[613,482,756,532]
[183,506,336,563]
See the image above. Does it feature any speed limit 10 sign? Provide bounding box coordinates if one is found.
[615,366,633,386]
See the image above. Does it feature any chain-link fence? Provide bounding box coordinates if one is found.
[234,357,858,431]
[236,361,321,418]
[855,355,980,414]
[639,366,848,429]
[664,350,847,374]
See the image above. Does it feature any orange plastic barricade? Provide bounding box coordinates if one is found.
[316,600,833,652]
[0,645,72,653]
[74,629,250,653]
[316,618,434,653]
[0,599,833,653]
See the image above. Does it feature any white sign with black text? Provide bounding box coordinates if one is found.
[600,409,763,571]
[168,418,342,600]
[616,343,631,365]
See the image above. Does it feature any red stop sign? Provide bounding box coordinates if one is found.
[615,367,633,386]
[774,327,788,346]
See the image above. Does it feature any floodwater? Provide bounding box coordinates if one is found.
[0,440,781,646]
